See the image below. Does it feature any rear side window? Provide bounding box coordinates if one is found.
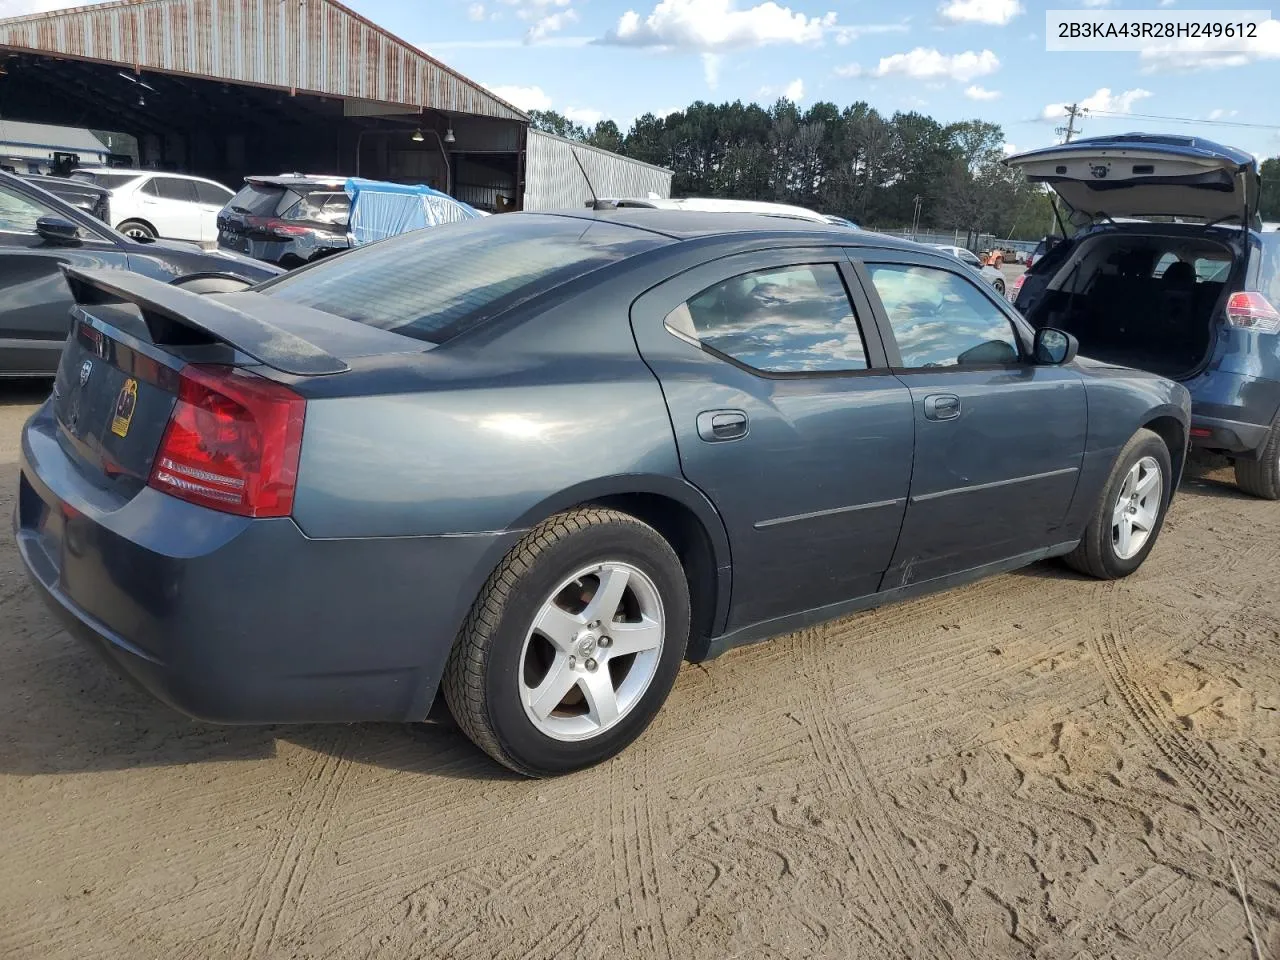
[1254,233,1280,305]
[195,181,233,205]
[150,178,198,203]
[260,215,668,344]
[82,172,142,190]
[227,184,291,216]
[664,263,869,373]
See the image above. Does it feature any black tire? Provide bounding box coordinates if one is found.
[172,275,253,295]
[442,508,691,777]
[117,219,156,241]
[1065,428,1172,579]
[993,278,1006,296]
[1233,420,1280,499]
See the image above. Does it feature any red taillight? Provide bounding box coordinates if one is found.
[148,365,306,518]
[246,216,313,238]
[1011,273,1026,299]
[1190,427,1213,438]
[1225,291,1280,332]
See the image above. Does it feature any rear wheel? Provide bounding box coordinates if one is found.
[117,220,156,241]
[1065,428,1172,579]
[993,278,1006,296]
[1233,419,1280,499]
[443,508,690,777]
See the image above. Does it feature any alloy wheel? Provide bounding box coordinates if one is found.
[518,561,665,742]
[1112,456,1162,560]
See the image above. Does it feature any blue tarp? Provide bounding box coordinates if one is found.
[345,177,483,245]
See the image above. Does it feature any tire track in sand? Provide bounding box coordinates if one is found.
[795,624,979,959]
[229,731,355,959]
[1090,617,1280,871]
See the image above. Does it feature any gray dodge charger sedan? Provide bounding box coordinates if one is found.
[15,211,1191,776]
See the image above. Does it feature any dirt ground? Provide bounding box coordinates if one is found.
[1,380,1277,960]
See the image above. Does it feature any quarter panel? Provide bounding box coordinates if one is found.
[292,358,684,539]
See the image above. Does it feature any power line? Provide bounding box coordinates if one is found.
[1055,103,1087,143]
[1087,109,1280,131]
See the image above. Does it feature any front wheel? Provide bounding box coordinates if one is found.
[1065,428,1172,579]
[443,508,691,777]
[993,278,1006,296]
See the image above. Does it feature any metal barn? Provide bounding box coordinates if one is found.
[0,0,670,211]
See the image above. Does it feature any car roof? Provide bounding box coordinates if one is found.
[543,208,930,252]
[245,174,349,189]
[20,174,107,195]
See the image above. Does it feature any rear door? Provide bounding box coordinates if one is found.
[194,181,234,243]
[631,247,915,630]
[141,177,202,240]
[0,177,130,376]
[855,253,1087,586]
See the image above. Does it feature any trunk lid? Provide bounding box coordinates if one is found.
[1004,134,1259,225]
[53,266,421,490]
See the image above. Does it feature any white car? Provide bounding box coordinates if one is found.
[596,196,837,224]
[931,244,1007,296]
[69,169,235,243]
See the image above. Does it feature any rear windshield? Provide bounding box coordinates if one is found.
[78,172,141,190]
[227,184,290,216]
[280,190,349,226]
[259,214,668,344]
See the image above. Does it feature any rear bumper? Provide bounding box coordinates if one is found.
[1189,415,1270,456]
[15,403,517,724]
[1184,369,1280,458]
[217,234,348,266]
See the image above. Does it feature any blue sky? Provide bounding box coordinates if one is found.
[3,0,1276,158]
[352,0,1280,160]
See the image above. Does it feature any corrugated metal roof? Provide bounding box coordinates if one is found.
[0,0,526,122]
[0,119,110,154]
[524,129,673,212]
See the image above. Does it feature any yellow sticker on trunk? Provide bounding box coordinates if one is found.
[111,378,138,438]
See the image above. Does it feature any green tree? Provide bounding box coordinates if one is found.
[1260,157,1280,222]
[528,110,587,141]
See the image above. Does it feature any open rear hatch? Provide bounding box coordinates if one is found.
[50,266,417,514]
[1004,133,1259,226]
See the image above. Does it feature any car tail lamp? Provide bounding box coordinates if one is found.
[1011,273,1026,300]
[246,215,315,239]
[1225,291,1280,332]
[149,365,306,518]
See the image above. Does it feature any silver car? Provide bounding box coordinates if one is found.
[933,244,1006,297]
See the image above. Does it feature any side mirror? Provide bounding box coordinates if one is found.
[35,216,81,246]
[1033,327,1079,365]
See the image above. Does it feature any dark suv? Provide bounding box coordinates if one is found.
[1007,134,1280,498]
[216,175,350,268]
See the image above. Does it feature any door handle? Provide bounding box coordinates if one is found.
[697,409,749,442]
[923,394,961,421]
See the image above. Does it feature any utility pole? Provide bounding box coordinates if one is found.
[1055,103,1088,144]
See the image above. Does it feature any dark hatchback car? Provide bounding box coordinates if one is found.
[216,175,350,267]
[0,170,281,377]
[16,211,1189,776]
[19,174,110,223]
[1007,135,1280,498]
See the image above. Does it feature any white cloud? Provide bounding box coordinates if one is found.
[1158,0,1175,5]
[833,22,911,44]
[964,84,1001,101]
[467,2,487,20]
[564,106,605,126]
[527,8,579,41]
[602,0,838,51]
[486,83,554,111]
[1140,18,1280,72]
[1002,142,1018,155]
[1040,86,1152,120]
[759,77,805,102]
[938,0,1024,27]
[1209,108,1238,120]
[1080,0,1110,6]
[702,52,722,87]
[839,47,1000,82]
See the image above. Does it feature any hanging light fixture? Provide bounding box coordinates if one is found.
[411,128,425,142]
[444,127,456,145]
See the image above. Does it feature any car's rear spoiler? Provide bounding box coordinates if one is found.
[61,265,349,376]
